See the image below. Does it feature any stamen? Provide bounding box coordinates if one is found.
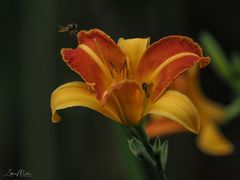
[86,82,96,93]
[109,59,128,80]
[120,60,126,73]
[120,60,128,79]
[108,60,116,80]
[109,60,115,69]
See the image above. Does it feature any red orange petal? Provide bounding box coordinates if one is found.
[102,80,143,126]
[78,29,126,73]
[61,47,110,99]
[137,35,210,101]
[145,118,187,138]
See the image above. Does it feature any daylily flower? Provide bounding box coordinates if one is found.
[145,66,234,155]
[51,29,209,134]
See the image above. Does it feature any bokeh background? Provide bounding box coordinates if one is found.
[1,0,240,180]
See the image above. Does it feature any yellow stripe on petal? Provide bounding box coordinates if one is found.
[145,90,200,134]
[78,44,112,80]
[77,29,126,74]
[149,52,199,80]
[196,122,234,156]
[50,81,120,123]
[118,38,149,77]
[61,47,110,100]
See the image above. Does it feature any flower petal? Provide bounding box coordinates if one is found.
[78,29,126,73]
[61,47,111,99]
[145,90,200,134]
[169,66,225,123]
[102,80,143,126]
[145,117,187,137]
[50,81,121,123]
[137,36,210,101]
[196,122,234,156]
[118,37,149,77]
[186,67,225,123]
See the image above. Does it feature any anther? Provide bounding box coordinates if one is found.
[108,60,116,79]
[108,60,115,69]
[120,60,127,73]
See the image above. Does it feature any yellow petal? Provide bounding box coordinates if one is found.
[145,90,200,134]
[187,67,225,123]
[118,37,149,77]
[50,81,120,123]
[196,122,234,156]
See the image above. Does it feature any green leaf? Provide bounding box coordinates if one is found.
[160,140,169,171]
[128,137,144,160]
[199,31,232,82]
[221,96,240,125]
[128,137,156,166]
[230,52,240,92]
[231,52,240,72]
[153,137,161,154]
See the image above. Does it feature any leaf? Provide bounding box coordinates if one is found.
[230,52,240,92]
[160,140,169,171]
[231,52,240,72]
[153,137,161,154]
[128,137,156,166]
[199,31,232,82]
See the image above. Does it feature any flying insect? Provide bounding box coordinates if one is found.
[57,23,78,40]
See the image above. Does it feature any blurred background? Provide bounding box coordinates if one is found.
[1,0,240,180]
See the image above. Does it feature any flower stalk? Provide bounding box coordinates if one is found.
[128,116,168,180]
[221,96,240,125]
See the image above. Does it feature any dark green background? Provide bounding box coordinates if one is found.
[1,0,240,180]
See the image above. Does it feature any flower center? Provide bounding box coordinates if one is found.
[108,60,128,81]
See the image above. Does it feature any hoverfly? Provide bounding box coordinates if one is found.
[142,82,153,98]
[57,23,78,40]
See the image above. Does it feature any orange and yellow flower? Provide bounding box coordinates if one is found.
[145,66,234,155]
[50,29,209,133]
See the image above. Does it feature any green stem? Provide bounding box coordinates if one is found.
[114,124,148,180]
[220,96,240,125]
[199,31,232,83]
[134,125,168,180]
